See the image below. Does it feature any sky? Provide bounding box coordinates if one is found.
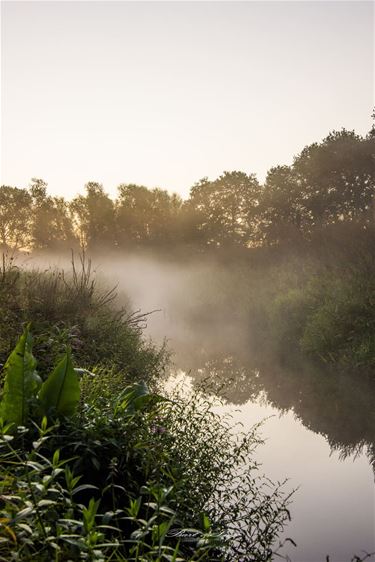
[1,1,374,200]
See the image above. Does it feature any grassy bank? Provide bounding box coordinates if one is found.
[0,253,168,385]
[0,259,292,561]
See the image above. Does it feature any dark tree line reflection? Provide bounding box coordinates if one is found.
[174,346,375,473]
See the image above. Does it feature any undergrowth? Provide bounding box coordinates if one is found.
[0,329,292,561]
[0,253,168,385]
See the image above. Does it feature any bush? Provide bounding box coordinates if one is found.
[247,243,375,371]
[300,272,375,368]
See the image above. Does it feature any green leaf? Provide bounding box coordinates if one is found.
[117,381,149,413]
[0,325,41,427]
[72,484,99,495]
[201,513,211,532]
[38,352,80,418]
[116,381,167,415]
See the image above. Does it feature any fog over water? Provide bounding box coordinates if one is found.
[29,251,253,362]
[26,251,375,562]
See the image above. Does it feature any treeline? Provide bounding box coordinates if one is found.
[1,128,374,253]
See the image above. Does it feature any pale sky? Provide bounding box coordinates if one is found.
[1,1,374,200]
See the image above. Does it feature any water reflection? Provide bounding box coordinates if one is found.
[173,348,375,473]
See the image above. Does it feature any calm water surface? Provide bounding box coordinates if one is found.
[166,364,374,562]
[212,386,374,562]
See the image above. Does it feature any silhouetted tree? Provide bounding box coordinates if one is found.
[115,184,182,247]
[1,123,373,254]
[293,129,374,226]
[147,189,182,245]
[187,171,261,247]
[70,182,115,250]
[258,129,375,245]
[115,184,153,246]
[29,178,76,250]
[0,185,32,251]
[257,166,309,245]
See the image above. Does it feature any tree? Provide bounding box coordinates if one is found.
[0,186,32,251]
[115,184,183,248]
[187,171,261,247]
[259,129,375,245]
[257,166,310,245]
[70,183,115,251]
[115,184,153,246]
[293,129,375,226]
[29,178,76,250]
[147,189,182,245]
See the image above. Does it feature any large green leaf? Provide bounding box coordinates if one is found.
[38,351,80,418]
[115,381,168,415]
[0,325,41,426]
[119,381,150,413]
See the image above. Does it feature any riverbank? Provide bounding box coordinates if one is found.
[0,258,291,561]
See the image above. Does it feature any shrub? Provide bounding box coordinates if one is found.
[300,272,375,368]
[254,251,375,371]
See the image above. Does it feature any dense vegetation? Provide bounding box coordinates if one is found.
[0,254,167,381]
[1,125,374,371]
[0,272,292,561]
[0,128,373,253]
[127,220,374,376]
[0,264,372,561]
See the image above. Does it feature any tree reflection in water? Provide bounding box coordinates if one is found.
[173,347,375,473]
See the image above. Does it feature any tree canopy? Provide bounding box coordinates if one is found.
[1,125,374,253]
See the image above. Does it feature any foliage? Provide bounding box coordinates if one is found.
[116,184,183,248]
[70,182,115,251]
[258,129,374,244]
[300,272,375,368]
[293,130,374,226]
[38,351,80,418]
[0,326,41,426]
[0,326,80,426]
[158,381,292,560]
[257,165,308,245]
[1,122,373,253]
[262,233,375,369]
[0,186,32,251]
[187,171,261,247]
[0,254,168,383]
[29,178,77,251]
[0,331,292,561]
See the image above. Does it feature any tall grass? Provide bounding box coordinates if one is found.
[0,252,168,386]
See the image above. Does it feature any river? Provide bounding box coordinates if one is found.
[164,362,374,562]
[38,253,375,561]
[114,256,375,562]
